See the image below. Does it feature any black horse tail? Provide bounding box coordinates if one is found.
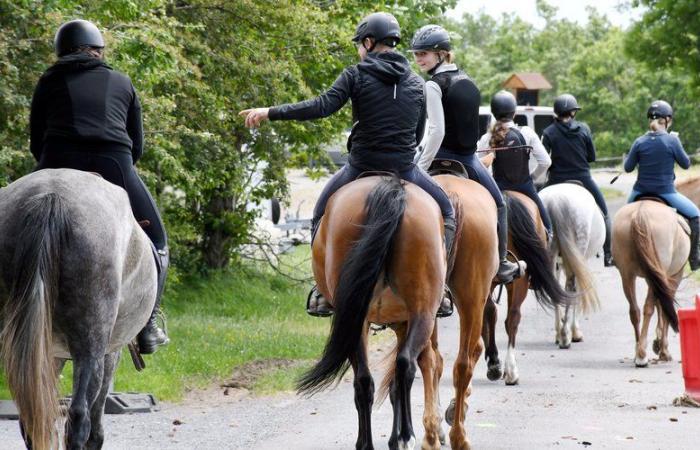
[1,193,70,450]
[297,176,406,395]
[506,194,573,309]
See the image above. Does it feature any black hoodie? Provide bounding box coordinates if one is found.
[269,52,425,171]
[541,119,596,180]
[30,53,143,162]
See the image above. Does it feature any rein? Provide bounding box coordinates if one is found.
[476,145,533,153]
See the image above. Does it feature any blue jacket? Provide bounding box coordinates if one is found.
[624,131,690,194]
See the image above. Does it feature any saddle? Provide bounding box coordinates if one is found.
[356,170,395,180]
[561,179,585,187]
[428,159,470,179]
[633,193,691,236]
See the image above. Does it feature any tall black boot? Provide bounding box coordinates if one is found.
[603,214,614,267]
[437,216,457,318]
[307,216,334,317]
[689,217,700,271]
[495,204,526,284]
[138,247,170,354]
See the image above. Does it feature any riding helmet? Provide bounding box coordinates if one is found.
[491,90,517,120]
[352,12,401,48]
[54,19,104,57]
[647,100,673,120]
[410,25,451,52]
[553,94,581,116]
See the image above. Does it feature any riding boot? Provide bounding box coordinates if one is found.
[437,215,457,318]
[689,217,700,271]
[138,247,171,354]
[306,285,334,317]
[495,204,526,284]
[603,214,614,267]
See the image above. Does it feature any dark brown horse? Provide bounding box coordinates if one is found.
[298,175,446,450]
[482,191,572,385]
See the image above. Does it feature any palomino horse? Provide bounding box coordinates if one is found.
[540,183,604,349]
[612,176,700,367]
[0,169,157,450]
[482,191,571,385]
[298,175,447,450]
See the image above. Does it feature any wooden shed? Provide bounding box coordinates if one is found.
[502,72,552,106]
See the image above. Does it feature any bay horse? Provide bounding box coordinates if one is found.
[482,191,572,385]
[611,176,700,367]
[297,175,447,450]
[539,183,604,349]
[0,169,158,450]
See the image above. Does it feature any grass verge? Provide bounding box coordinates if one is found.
[0,246,328,401]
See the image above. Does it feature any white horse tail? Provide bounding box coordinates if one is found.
[549,207,600,314]
[1,193,69,449]
[630,204,679,332]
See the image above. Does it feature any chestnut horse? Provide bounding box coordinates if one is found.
[482,191,572,385]
[611,176,700,366]
[297,175,447,450]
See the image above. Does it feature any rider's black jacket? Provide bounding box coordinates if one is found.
[30,53,143,163]
[432,68,481,156]
[268,51,425,172]
[541,119,596,180]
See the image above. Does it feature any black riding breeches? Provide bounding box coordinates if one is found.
[35,150,167,250]
[497,179,553,233]
[313,163,455,224]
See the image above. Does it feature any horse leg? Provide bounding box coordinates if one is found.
[657,271,681,362]
[66,354,105,450]
[636,285,655,368]
[430,324,447,445]
[390,313,434,450]
[448,299,485,450]
[558,275,575,349]
[569,275,583,343]
[417,326,441,450]
[85,351,121,450]
[482,295,502,381]
[504,280,527,384]
[350,326,374,450]
[388,324,407,450]
[621,273,641,366]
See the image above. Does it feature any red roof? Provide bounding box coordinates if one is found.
[503,72,552,90]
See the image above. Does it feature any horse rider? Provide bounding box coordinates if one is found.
[239,13,456,317]
[30,20,169,354]
[624,100,700,270]
[410,24,525,284]
[477,90,553,237]
[542,94,613,266]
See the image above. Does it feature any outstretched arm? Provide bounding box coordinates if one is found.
[239,68,355,128]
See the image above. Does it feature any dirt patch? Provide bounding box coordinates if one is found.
[221,358,305,390]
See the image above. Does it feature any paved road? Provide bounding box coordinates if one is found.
[2,171,699,449]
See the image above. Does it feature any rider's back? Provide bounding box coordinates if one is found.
[30,53,142,160]
[625,131,689,194]
[542,120,594,179]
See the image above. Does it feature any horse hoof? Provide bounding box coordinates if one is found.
[438,427,446,446]
[572,332,583,343]
[658,353,673,362]
[445,398,468,426]
[635,357,648,368]
[487,365,503,381]
[505,377,519,386]
[559,342,571,350]
[398,436,416,450]
[652,339,661,355]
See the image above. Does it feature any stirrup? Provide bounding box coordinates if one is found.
[437,288,454,318]
[306,287,334,318]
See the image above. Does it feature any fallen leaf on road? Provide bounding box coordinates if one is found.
[628,379,643,383]
[647,405,657,410]
[669,417,678,422]
[173,419,183,426]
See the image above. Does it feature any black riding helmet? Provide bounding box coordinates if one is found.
[491,90,517,120]
[553,94,581,117]
[410,24,451,52]
[647,100,673,120]
[352,12,401,50]
[54,19,104,57]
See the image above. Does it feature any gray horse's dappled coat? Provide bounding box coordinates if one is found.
[0,169,157,450]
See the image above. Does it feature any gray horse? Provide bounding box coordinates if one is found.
[0,169,157,449]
